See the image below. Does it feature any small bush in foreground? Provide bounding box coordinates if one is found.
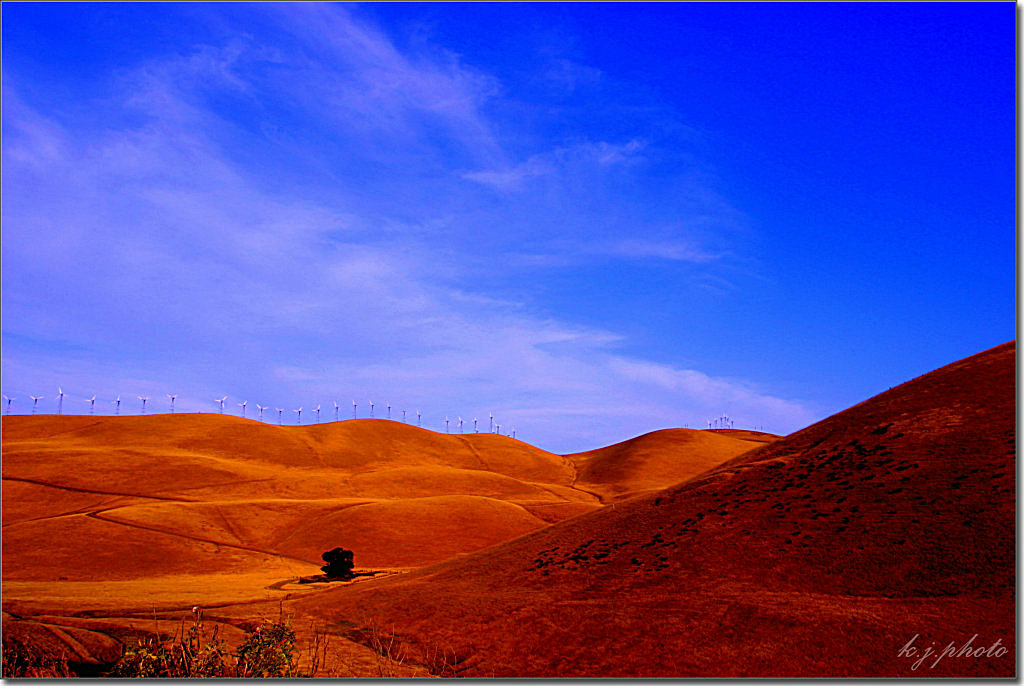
[109,609,296,678]
[235,618,297,677]
[110,609,228,678]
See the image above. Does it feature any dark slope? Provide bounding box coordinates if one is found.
[291,341,1016,677]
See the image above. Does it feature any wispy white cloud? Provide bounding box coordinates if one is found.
[608,238,720,263]
[463,138,645,191]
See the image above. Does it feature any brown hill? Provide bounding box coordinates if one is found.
[567,427,777,501]
[2,414,762,615]
[289,341,1016,677]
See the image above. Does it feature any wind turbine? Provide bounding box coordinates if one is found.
[386,402,391,420]
[352,400,357,419]
[3,395,13,414]
[56,387,66,415]
[215,396,227,413]
[402,409,407,423]
[369,400,374,418]
[139,396,149,414]
[84,395,96,415]
[276,408,284,425]
[238,400,247,417]
[496,424,501,435]
[113,395,122,415]
[489,412,494,433]
[293,407,302,424]
[256,403,266,421]
[444,416,449,433]
[473,417,478,433]
[333,401,339,422]
[167,394,177,414]
[458,416,464,433]
[512,429,516,439]
[416,410,421,427]
[314,404,321,423]
[29,395,43,414]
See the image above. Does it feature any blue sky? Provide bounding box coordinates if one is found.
[1,2,1014,452]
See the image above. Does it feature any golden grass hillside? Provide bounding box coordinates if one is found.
[2,414,766,616]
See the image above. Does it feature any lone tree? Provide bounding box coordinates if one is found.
[321,547,355,579]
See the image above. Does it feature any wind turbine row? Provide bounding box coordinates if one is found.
[2,387,521,438]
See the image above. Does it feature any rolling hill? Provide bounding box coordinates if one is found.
[288,341,1016,677]
[2,413,767,616]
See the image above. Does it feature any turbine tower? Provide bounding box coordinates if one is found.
[56,387,66,415]
[256,403,266,421]
[167,394,177,414]
[293,407,302,424]
[489,412,494,433]
[444,416,449,433]
[386,402,391,420]
[238,400,247,417]
[139,396,149,414]
[369,400,374,418]
[458,416,464,433]
[29,395,43,414]
[276,408,284,425]
[353,400,357,419]
[215,396,227,413]
[333,401,340,422]
[85,395,96,415]
[402,409,407,423]
[113,395,122,415]
[3,395,13,414]
[474,417,478,433]
[496,424,501,435]
[314,404,321,423]
[416,410,421,427]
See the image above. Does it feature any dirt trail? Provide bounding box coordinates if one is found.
[2,476,197,502]
[84,510,317,566]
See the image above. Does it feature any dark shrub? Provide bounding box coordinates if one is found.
[321,547,355,579]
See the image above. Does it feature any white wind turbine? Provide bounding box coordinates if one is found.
[56,387,66,415]
[139,396,149,413]
[496,423,501,435]
[30,395,43,414]
[458,416,464,433]
[369,400,374,418]
[416,410,421,426]
[333,401,339,422]
[489,412,494,433]
[276,408,284,425]
[293,407,302,424]
[113,395,122,415]
[3,395,12,414]
[167,394,177,414]
[444,416,449,433]
[402,409,407,423]
[84,395,96,415]
[256,403,266,421]
[314,404,321,423]
[238,400,247,417]
[215,396,227,413]
[352,400,357,419]
[473,417,478,433]
[386,402,391,420]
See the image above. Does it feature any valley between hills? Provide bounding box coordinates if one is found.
[1,341,1015,677]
